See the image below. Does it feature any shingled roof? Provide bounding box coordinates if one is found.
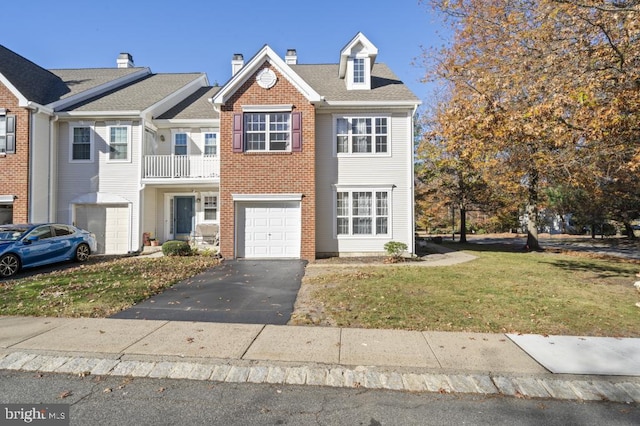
[156,86,221,120]
[59,73,206,112]
[290,63,419,103]
[49,67,147,100]
[0,44,69,104]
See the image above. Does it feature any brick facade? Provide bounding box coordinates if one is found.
[219,62,316,260]
[0,84,30,223]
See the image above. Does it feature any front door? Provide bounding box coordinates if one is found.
[174,196,194,240]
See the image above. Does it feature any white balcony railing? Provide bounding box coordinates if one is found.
[143,155,219,180]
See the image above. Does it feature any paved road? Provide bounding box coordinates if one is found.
[1,371,638,426]
[465,235,640,260]
[111,260,306,324]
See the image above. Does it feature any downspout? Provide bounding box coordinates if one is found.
[49,114,59,222]
[408,104,419,256]
[25,102,56,222]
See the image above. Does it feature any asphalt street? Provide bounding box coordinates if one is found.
[1,370,638,426]
[111,260,306,324]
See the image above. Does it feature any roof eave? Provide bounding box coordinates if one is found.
[0,73,29,106]
[56,111,142,119]
[49,68,151,111]
[320,100,422,109]
[153,118,220,128]
[212,45,322,107]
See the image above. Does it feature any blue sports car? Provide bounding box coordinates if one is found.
[0,223,98,278]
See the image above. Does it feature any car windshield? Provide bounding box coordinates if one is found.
[0,226,29,241]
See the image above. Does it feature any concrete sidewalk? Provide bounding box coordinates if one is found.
[1,316,639,403]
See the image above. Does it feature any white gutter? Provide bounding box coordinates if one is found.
[321,100,422,108]
[56,110,141,118]
[153,118,219,128]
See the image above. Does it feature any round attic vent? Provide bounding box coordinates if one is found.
[256,68,277,89]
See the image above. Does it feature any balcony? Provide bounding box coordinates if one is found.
[142,155,219,182]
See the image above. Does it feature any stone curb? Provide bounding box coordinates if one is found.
[2,352,638,403]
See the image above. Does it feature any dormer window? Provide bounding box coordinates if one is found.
[339,32,378,91]
[353,58,365,84]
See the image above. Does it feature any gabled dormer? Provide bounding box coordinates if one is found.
[338,32,378,91]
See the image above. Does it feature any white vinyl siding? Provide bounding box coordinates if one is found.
[56,121,142,250]
[316,111,413,254]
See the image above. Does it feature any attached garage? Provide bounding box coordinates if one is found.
[235,197,301,259]
[74,203,130,255]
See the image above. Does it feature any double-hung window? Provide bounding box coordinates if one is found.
[174,133,188,155]
[336,189,390,237]
[108,125,130,161]
[0,113,16,154]
[245,112,290,152]
[203,195,218,221]
[204,132,218,156]
[336,116,389,155]
[353,58,365,84]
[70,124,93,162]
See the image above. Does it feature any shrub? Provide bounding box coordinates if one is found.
[384,241,408,259]
[162,240,192,256]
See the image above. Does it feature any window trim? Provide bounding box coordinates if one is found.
[203,131,219,156]
[333,186,393,239]
[106,123,132,162]
[244,112,292,153]
[333,115,391,157]
[347,56,371,90]
[172,130,190,156]
[202,194,219,223]
[69,122,95,163]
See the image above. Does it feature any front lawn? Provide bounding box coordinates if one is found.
[0,255,220,317]
[305,244,640,337]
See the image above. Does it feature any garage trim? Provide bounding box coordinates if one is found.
[234,194,302,259]
[232,193,302,202]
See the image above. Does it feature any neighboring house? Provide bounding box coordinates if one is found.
[0,32,420,259]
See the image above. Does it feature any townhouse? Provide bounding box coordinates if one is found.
[0,33,420,260]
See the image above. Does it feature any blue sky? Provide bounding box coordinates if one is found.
[3,0,447,103]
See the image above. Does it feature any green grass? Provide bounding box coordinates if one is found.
[308,245,640,337]
[0,255,220,317]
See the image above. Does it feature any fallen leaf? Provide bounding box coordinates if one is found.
[103,388,112,393]
[59,390,72,399]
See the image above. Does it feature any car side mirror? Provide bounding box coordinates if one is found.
[24,236,39,244]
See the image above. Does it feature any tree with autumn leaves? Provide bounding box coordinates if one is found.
[417,0,640,249]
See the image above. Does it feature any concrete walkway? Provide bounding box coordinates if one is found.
[1,316,639,403]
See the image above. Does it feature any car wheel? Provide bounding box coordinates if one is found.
[0,254,20,278]
[75,243,90,262]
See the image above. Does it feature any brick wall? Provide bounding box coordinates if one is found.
[0,84,30,223]
[219,62,316,260]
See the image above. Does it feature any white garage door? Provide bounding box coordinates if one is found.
[238,201,301,258]
[75,204,129,254]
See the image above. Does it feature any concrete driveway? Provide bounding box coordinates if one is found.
[111,260,306,325]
